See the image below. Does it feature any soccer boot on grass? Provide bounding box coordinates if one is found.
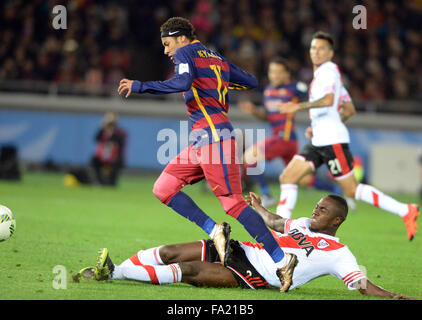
[72,266,95,282]
[94,248,115,280]
[276,253,298,293]
[79,266,95,279]
[402,204,420,241]
[212,222,231,266]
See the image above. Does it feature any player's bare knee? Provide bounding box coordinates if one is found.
[278,172,284,184]
[158,245,178,264]
[342,186,357,198]
[179,261,200,278]
[280,170,294,184]
[338,180,358,198]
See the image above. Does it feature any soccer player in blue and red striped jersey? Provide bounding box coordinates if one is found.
[239,58,307,207]
[239,58,344,208]
[117,17,297,292]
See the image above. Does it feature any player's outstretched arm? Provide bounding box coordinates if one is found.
[245,192,287,233]
[339,101,356,123]
[227,61,258,91]
[279,93,334,114]
[238,100,267,120]
[118,72,193,98]
[305,126,313,139]
[118,78,134,98]
[357,279,417,300]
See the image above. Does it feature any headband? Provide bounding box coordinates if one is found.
[161,30,191,38]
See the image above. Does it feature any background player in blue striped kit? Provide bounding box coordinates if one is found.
[239,57,340,207]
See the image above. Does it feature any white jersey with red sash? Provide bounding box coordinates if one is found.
[239,217,366,291]
[308,61,350,147]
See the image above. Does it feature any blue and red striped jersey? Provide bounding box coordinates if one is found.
[262,82,307,141]
[132,40,257,146]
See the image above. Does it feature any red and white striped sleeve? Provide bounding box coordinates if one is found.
[331,247,367,290]
[342,271,367,290]
[339,85,352,105]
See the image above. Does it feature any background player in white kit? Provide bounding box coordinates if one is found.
[75,192,415,299]
[278,31,419,241]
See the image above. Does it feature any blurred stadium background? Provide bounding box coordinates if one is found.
[1,0,422,302]
[0,0,421,194]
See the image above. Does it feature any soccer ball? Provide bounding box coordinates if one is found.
[0,205,16,241]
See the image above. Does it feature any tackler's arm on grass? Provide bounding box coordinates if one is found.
[357,279,417,300]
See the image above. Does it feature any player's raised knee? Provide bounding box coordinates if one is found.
[158,245,179,264]
[279,170,294,184]
[341,185,357,198]
[152,172,183,204]
[152,178,166,203]
[280,159,311,184]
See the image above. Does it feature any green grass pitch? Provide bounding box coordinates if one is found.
[0,172,421,300]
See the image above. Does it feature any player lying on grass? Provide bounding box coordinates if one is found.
[75,194,415,299]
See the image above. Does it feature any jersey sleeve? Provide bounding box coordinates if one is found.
[283,219,295,234]
[330,247,367,290]
[227,60,258,91]
[311,68,337,100]
[132,47,194,94]
[284,217,310,234]
[339,85,352,105]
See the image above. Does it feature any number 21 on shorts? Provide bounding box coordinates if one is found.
[328,158,342,175]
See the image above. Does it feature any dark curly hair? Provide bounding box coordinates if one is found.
[160,17,196,41]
